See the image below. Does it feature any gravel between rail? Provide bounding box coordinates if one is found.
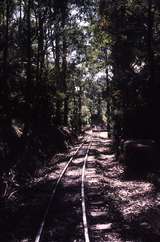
[1,129,160,242]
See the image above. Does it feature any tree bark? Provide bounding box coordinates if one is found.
[24,0,32,136]
[2,0,10,124]
[147,0,155,91]
[61,5,68,126]
[55,14,62,125]
[36,1,44,84]
[105,48,111,133]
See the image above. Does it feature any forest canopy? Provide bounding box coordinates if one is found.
[0,0,160,195]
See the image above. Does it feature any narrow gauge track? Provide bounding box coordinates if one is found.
[81,134,93,242]
[34,131,93,242]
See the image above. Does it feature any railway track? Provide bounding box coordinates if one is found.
[3,127,157,242]
[34,130,93,242]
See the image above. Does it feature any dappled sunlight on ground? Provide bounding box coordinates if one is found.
[106,178,154,217]
[85,131,160,242]
[3,129,160,242]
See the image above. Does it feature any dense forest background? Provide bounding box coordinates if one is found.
[1,0,160,201]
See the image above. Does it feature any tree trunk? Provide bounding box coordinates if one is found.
[2,0,10,124]
[24,0,32,136]
[105,48,111,133]
[147,0,155,92]
[36,1,44,84]
[78,89,82,132]
[55,15,62,125]
[61,5,68,126]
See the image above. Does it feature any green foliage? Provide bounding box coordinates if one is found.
[99,0,160,155]
[0,0,108,180]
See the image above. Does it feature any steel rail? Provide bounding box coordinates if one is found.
[81,131,93,242]
[34,137,88,242]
